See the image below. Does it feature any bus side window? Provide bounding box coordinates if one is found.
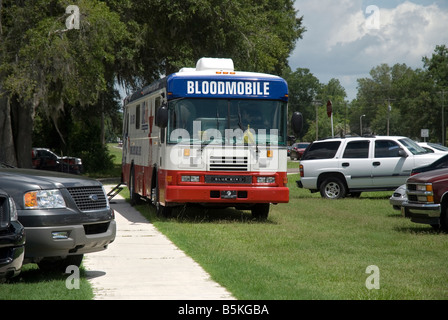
[155,96,165,143]
[123,110,129,136]
[155,97,161,126]
[136,104,140,130]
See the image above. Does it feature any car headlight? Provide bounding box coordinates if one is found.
[8,197,18,221]
[24,189,66,209]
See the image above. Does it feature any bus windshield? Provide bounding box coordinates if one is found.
[167,98,287,146]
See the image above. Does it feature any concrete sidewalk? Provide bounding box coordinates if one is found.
[83,190,235,300]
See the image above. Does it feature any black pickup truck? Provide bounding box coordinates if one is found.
[0,163,116,272]
[0,188,25,280]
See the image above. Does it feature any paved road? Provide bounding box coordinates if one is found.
[83,189,235,300]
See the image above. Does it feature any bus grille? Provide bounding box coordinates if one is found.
[67,186,108,211]
[209,156,248,171]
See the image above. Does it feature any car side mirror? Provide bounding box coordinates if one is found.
[398,148,408,158]
[156,103,168,128]
[291,112,303,135]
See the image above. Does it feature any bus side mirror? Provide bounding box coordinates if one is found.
[291,112,303,135]
[156,104,168,128]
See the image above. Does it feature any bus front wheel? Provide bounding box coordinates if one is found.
[251,203,269,221]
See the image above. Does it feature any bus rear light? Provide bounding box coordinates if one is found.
[183,148,190,156]
[267,150,273,158]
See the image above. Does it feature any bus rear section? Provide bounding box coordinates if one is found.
[122,57,290,219]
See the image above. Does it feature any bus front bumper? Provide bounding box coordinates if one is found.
[164,185,289,205]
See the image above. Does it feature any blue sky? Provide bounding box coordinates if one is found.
[289,0,448,100]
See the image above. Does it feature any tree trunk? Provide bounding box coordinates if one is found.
[10,97,35,168]
[0,92,17,166]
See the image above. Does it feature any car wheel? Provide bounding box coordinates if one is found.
[440,206,448,231]
[37,254,84,273]
[320,177,347,199]
[251,203,269,220]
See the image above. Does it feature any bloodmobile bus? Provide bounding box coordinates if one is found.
[121,57,295,219]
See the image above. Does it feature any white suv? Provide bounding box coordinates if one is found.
[296,136,445,199]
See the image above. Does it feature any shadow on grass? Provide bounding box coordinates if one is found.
[6,264,88,284]
[136,201,276,224]
[387,212,403,218]
[393,225,446,235]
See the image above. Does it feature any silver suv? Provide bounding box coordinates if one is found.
[296,136,445,199]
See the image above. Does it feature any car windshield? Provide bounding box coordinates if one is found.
[428,143,448,152]
[167,98,287,146]
[399,138,428,155]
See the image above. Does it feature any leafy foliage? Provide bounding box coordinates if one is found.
[353,47,448,143]
[0,0,304,170]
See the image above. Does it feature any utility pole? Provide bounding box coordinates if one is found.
[441,90,447,146]
[312,100,321,140]
[360,114,366,136]
[387,99,391,136]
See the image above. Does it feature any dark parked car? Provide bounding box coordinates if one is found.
[290,142,310,160]
[32,148,83,174]
[402,168,448,230]
[390,153,448,210]
[0,162,116,272]
[0,189,25,280]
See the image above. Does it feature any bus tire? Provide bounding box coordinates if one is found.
[129,166,140,206]
[251,203,269,221]
[153,173,172,218]
[156,202,172,218]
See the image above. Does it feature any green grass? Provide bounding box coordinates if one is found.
[132,173,448,300]
[3,150,447,300]
[0,264,93,300]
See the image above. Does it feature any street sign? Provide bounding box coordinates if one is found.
[326,100,332,118]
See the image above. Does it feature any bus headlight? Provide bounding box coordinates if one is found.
[181,175,200,182]
[257,176,275,183]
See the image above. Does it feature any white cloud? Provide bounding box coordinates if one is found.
[290,0,448,100]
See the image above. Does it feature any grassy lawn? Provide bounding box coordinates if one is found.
[2,149,447,300]
[0,264,93,300]
[133,171,448,300]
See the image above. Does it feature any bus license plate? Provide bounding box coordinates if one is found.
[221,190,237,199]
